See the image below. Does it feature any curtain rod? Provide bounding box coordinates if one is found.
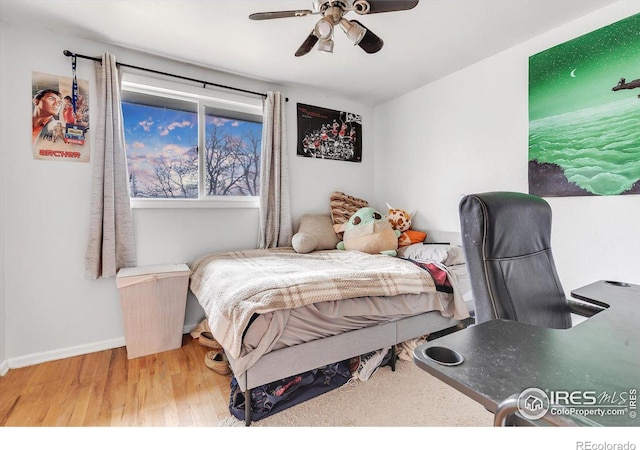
[63,50,273,100]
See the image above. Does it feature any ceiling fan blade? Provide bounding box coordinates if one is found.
[249,10,314,20]
[295,32,319,57]
[350,20,383,54]
[365,0,419,14]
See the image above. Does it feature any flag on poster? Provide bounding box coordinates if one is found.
[32,71,90,162]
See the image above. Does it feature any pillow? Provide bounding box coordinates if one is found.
[294,214,340,252]
[329,191,368,238]
[291,232,318,254]
[398,230,427,247]
[396,243,466,266]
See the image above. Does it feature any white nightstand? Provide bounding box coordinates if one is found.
[116,263,190,359]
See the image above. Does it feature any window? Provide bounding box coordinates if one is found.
[203,105,262,197]
[121,75,263,208]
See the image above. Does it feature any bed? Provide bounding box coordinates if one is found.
[189,231,473,425]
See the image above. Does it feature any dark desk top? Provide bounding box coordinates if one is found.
[413,280,640,426]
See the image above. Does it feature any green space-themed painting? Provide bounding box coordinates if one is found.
[529,13,640,196]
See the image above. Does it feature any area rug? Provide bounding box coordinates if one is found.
[218,360,493,427]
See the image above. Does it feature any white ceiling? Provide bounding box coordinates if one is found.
[0,0,619,106]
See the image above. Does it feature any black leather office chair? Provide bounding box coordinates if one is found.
[459,192,605,427]
[459,191,573,329]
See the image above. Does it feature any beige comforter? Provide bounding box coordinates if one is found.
[190,247,445,359]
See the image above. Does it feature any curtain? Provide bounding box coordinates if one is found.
[85,53,136,279]
[258,91,292,248]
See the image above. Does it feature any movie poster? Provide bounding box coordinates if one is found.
[32,71,90,162]
[297,103,362,163]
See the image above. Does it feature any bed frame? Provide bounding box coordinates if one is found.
[228,304,471,425]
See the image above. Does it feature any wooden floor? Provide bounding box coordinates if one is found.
[0,335,232,426]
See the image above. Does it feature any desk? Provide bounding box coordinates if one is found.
[413,280,640,426]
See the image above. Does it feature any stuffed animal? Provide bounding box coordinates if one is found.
[337,207,401,256]
[386,203,414,233]
[386,203,426,247]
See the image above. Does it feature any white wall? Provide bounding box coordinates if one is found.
[0,22,8,375]
[373,1,640,292]
[0,25,373,369]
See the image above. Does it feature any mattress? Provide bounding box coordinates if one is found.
[231,263,472,378]
[243,262,472,351]
[243,290,458,352]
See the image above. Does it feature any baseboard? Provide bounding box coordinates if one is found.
[0,359,9,376]
[4,322,200,372]
[7,337,126,370]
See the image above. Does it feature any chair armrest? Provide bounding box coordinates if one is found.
[567,298,607,318]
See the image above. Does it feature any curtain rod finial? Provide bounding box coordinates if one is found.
[63,50,73,57]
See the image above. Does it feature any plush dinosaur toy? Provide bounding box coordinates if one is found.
[337,207,401,256]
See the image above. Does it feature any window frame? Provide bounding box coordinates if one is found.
[121,73,264,209]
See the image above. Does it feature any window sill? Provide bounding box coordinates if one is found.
[130,197,260,209]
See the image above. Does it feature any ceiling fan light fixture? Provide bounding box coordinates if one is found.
[338,18,366,45]
[249,0,407,57]
[314,17,334,40]
[317,38,334,53]
[350,19,384,54]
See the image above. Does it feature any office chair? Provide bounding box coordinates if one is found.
[459,191,583,329]
[459,192,605,427]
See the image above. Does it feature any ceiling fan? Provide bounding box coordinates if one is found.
[249,0,419,57]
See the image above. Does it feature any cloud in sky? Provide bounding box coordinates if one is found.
[160,119,193,136]
[211,117,238,127]
[138,118,154,132]
[127,143,196,184]
[159,143,193,158]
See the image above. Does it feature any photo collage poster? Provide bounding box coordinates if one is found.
[296,103,362,163]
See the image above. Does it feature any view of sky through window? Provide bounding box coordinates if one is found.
[122,100,262,199]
